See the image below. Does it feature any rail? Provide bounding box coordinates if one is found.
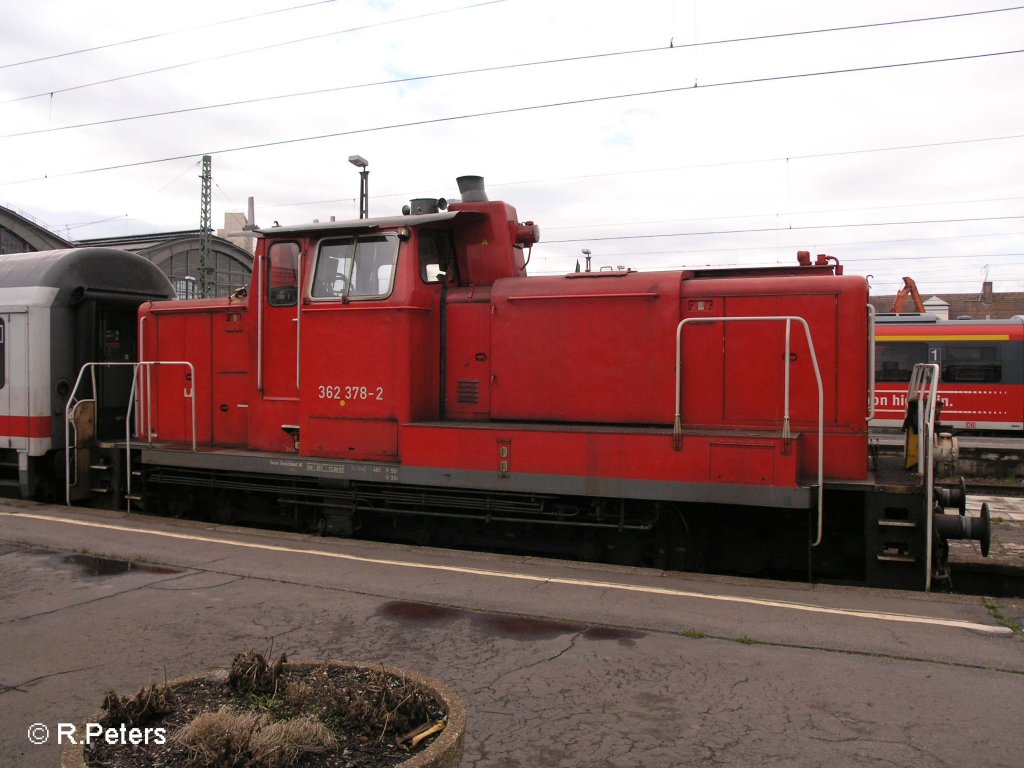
[905,362,940,591]
[674,316,825,547]
[64,361,197,508]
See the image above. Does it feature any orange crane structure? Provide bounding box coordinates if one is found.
[891,276,926,313]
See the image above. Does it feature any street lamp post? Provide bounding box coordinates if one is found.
[348,155,369,219]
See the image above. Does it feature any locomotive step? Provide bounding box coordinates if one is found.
[878,519,917,528]
[877,554,917,563]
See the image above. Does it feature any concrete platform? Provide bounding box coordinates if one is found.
[2,500,1023,768]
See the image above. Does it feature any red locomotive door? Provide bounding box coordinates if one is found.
[300,233,403,461]
[261,242,301,400]
[247,241,303,453]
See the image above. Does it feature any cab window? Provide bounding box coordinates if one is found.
[267,242,300,306]
[312,234,398,300]
[419,230,456,283]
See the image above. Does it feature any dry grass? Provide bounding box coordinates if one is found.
[175,706,337,768]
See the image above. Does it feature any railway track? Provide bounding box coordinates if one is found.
[871,431,1024,483]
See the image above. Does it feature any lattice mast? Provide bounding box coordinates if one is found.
[199,155,214,298]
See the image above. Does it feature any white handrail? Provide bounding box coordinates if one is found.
[295,249,303,389]
[257,259,264,392]
[906,362,940,591]
[675,316,825,546]
[64,361,198,508]
[866,304,876,421]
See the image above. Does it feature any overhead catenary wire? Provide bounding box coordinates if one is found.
[584,232,1024,260]
[4,3,1022,134]
[542,215,1024,245]
[0,0,339,70]
[0,0,508,105]
[3,47,1022,187]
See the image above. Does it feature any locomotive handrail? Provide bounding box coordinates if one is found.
[137,314,150,440]
[257,260,264,392]
[866,304,876,421]
[295,248,303,390]
[505,292,660,301]
[123,361,197,512]
[674,316,825,547]
[905,362,940,591]
[64,361,197,508]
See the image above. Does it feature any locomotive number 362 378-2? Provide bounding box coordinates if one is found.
[317,384,384,401]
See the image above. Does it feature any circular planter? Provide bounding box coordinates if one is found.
[62,661,466,768]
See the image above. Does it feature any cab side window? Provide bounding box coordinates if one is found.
[267,242,300,306]
[312,234,398,300]
[419,230,456,284]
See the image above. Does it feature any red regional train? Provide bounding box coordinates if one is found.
[35,177,989,591]
[873,314,1024,433]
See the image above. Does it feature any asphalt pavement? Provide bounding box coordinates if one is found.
[1,499,1022,768]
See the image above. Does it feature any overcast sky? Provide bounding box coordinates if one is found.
[1,0,1021,297]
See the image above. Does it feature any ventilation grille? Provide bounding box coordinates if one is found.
[457,378,480,404]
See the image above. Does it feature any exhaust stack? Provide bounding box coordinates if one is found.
[456,175,489,202]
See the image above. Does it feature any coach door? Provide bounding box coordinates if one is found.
[94,303,138,440]
[0,311,30,451]
[0,316,9,447]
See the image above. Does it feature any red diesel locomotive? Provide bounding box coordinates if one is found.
[62,176,986,590]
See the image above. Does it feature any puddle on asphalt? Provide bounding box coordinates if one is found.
[377,600,646,643]
[581,626,646,642]
[61,554,181,577]
[377,601,464,623]
[475,614,582,640]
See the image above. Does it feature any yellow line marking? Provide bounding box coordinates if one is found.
[3,510,1011,635]
[880,334,1011,341]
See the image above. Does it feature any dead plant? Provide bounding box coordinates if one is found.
[332,667,439,741]
[228,651,287,697]
[99,683,176,728]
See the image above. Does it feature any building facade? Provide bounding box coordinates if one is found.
[0,205,253,299]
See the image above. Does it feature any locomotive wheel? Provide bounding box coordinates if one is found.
[606,532,643,566]
[651,505,703,571]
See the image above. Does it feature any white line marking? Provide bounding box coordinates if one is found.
[2,510,1012,635]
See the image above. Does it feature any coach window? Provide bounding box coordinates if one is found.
[267,242,300,306]
[876,342,927,382]
[312,234,398,300]
[943,345,1002,383]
